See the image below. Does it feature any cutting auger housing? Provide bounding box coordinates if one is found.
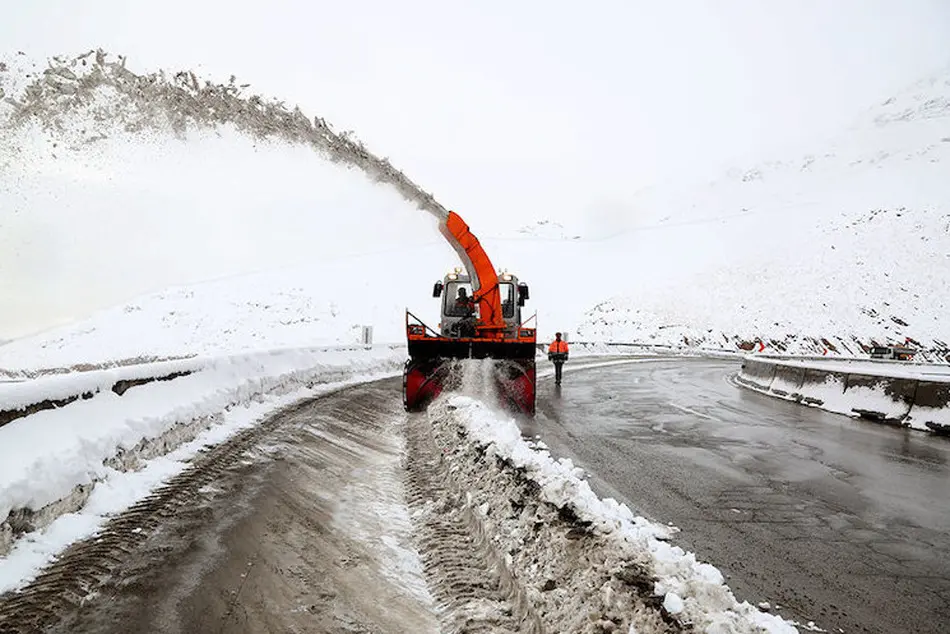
[403,211,537,415]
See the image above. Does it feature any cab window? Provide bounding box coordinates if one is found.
[444,282,476,317]
[500,283,516,318]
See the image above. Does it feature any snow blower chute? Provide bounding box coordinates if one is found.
[403,211,537,415]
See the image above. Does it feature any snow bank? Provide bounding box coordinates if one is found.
[0,382,326,594]
[436,395,798,633]
[737,355,950,432]
[0,345,404,566]
[0,358,201,417]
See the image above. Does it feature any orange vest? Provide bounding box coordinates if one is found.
[548,340,569,354]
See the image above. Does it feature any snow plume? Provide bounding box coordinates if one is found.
[457,358,503,404]
[0,50,446,217]
[0,49,456,346]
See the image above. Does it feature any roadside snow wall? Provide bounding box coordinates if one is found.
[428,396,797,633]
[0,360,202,429]
[736,355,950,433]
[0,345,405,559]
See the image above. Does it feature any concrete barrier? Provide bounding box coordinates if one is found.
[770,365,806,399]
[737,355,950,433]
[843,374,917,422]
[906,382,950,434]
[799,368,847,406]
[736,359,776,391]
[0,343,406,431]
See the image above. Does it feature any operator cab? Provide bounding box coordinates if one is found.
[432,268,530,338]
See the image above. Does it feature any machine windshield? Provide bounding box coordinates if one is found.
[500,283,516,318]
[444,282,476,317]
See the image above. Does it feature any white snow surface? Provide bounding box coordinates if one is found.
[575,67,950,355]
[2,52,950,363]
[0,345,403,591]
[444,395,798,633]
[0,346,402,522]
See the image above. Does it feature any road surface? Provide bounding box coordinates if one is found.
[527,357,950,634]
[0,382,439,634]
[3,357,948,634]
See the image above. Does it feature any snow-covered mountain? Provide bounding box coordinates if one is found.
[574,65,950,359]
[1,50,948,371]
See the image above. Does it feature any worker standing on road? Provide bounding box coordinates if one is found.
[547,332,569,385]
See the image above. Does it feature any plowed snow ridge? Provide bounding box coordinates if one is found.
[428,393,799,633]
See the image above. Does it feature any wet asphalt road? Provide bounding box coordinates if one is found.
[28,382,437,634]
[525,358,950,634]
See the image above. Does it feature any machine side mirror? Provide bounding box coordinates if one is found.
[518,283,529,306]
[432,281,444,297]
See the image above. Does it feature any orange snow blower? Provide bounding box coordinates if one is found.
[403,211,537,415]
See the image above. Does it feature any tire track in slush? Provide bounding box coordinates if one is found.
[0,394,316,634]
[404,410,543,634]
[0,378,547,634]
[0,384,424,634]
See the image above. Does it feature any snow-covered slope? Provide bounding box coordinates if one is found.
[2,50,948,370]
[514,219,582,241]
[575,66,950,358]
[0,256,447,370]
[0,51,458,369]
[0,50,594,370]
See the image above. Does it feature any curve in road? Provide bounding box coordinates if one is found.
[527,357,950,634]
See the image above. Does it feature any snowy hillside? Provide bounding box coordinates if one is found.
[575,65,950,358]
[2,50,949,370]
[514,219,582,241]
[0,257,450,370]
[0,51,595,370]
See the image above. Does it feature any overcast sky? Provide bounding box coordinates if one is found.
[5,1,950,213]
[2,1,950,338]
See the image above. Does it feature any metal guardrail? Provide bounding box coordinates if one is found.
[750,352,950,370]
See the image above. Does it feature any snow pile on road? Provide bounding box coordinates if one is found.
[0,345,403,589]
[430,394,799,633]
[575,67,950,357]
